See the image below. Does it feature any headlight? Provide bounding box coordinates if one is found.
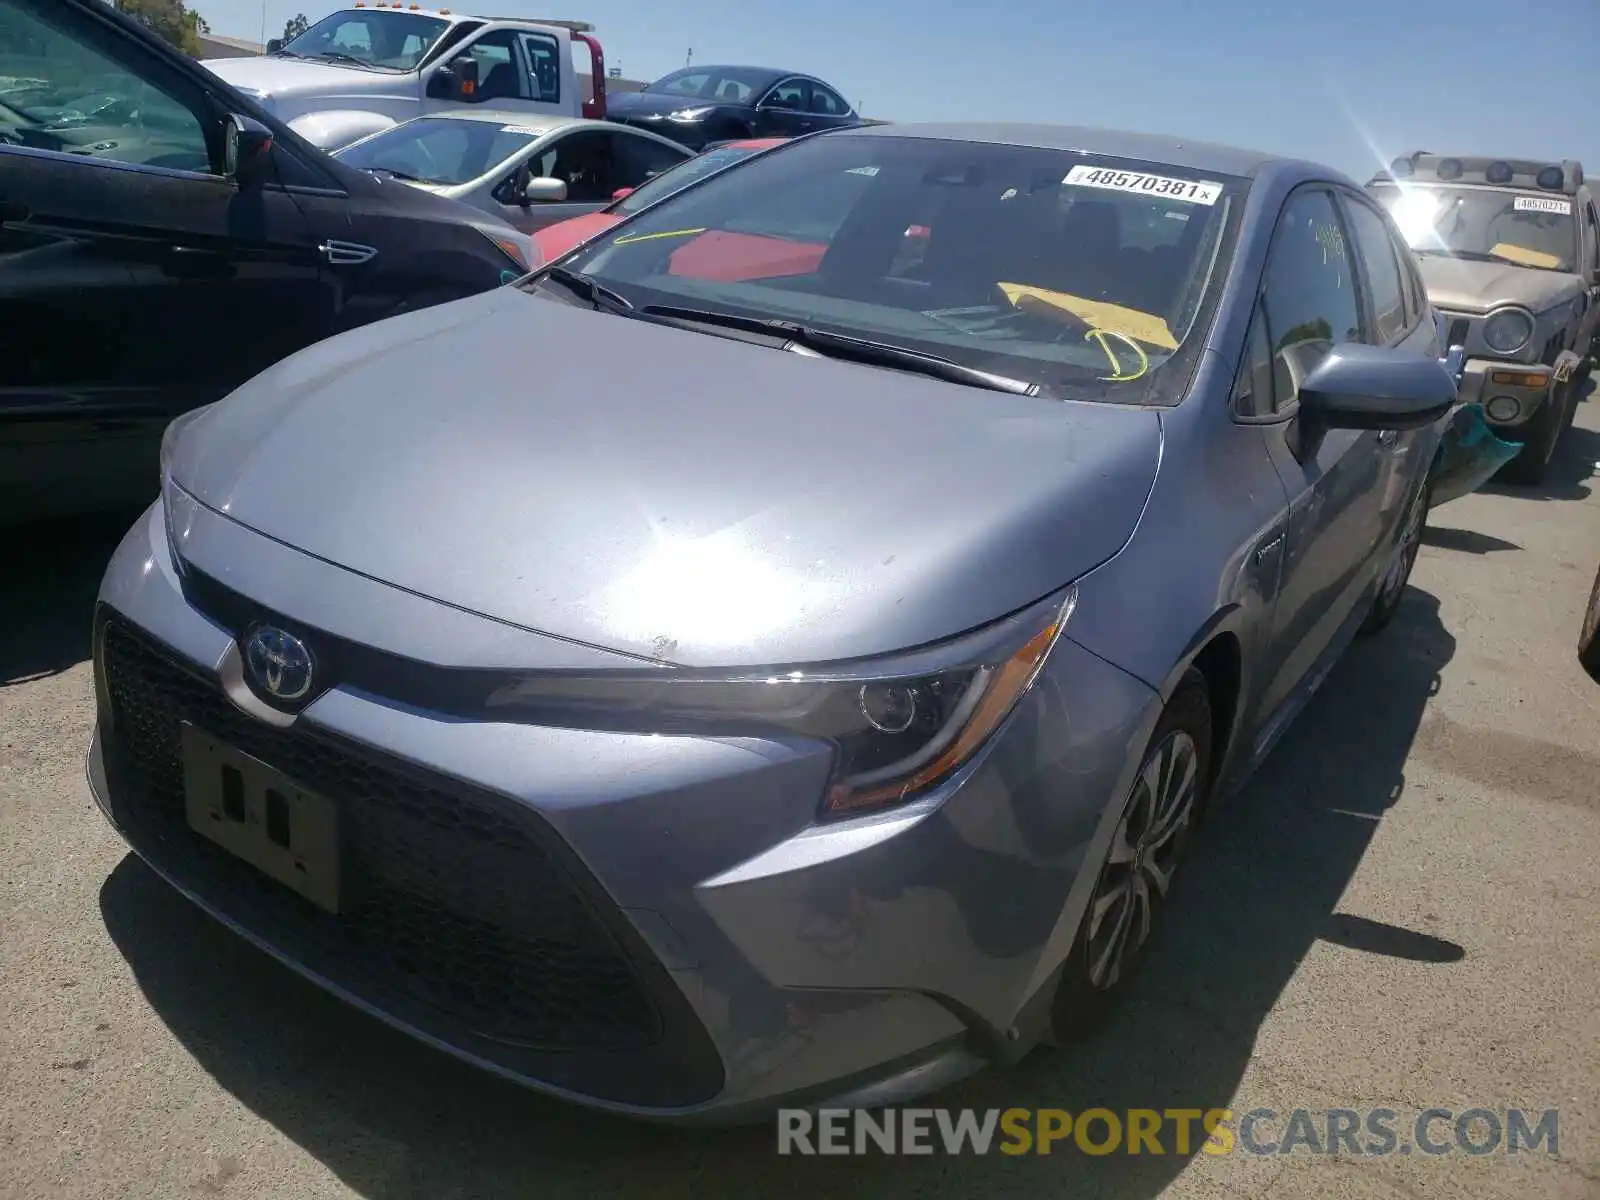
[486,588,1078,817]
[668,106,715,122]
[1482,307,1534,354]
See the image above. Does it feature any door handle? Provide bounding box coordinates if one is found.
[1377,429,1398,445]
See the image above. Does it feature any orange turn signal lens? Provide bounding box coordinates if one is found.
[1490,371,1547,388]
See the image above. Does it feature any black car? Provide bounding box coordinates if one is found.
[0,0,539,524]
[604,66,858,151]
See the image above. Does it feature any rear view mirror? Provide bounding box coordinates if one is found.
[1298,343,1457,435]
[221,112,273,189]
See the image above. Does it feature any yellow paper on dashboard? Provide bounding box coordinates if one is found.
[1489,243,1562,270]
[997,283,1179,351]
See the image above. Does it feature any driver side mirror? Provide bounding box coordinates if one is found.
[222,112,273,189]
[1293,342,1457,458]
[426,56,480,101]
[508,164,566,205]
[265,37,284,54]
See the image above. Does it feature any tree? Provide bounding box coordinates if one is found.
[116,0,208,54]
[281,13,310,41]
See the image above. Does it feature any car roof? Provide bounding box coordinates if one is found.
[657,64,795,82]
[836,122,1312,181]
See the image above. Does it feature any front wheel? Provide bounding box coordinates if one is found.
[1049,671,1212,1042]
[1499,380,1569,485]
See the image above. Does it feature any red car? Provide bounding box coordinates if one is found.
[532,138,788,262]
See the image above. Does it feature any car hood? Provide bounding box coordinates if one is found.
[202,55,395,101]
[606,91,722,119]
[532,211,623,260]
[171,288,1162,668]
[1417,255,1582,314]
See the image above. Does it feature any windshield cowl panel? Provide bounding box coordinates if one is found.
[549,136,1246,406]
[1372,182,1578,274]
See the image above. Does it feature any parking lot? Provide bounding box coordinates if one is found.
[1,394,1597,1199]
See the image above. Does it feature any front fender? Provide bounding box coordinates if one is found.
[288,110,397,152]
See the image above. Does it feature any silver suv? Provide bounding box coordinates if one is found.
[1367,153,1599,484]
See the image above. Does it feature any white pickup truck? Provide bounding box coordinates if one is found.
[202,5,608,152]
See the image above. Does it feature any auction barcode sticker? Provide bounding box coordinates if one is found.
[1065,165,1223,205]
[1514,195,1571,215]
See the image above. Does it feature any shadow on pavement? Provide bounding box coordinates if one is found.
[1,511,138,688]
[1419,526,1519,555]
[98,587,1459,1200]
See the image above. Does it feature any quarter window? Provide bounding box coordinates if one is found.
[1343,197,1408,343]
[0,0,210,174]
[1260,188,1361,408]
[1233,302,1277,417]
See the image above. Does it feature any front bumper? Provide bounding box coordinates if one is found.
[87,496,1161,1123]
[1455,358,1556,433]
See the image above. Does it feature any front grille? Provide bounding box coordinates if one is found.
[97,613,725,1106]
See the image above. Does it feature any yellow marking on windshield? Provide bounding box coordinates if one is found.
[1489,243,1562,269]
[997,283,1178,351]
[1084,328,1150,382]
[611,227,708,246]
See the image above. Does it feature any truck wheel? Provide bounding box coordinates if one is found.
[1498,380,1567,485]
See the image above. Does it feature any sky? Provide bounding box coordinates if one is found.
[195,0,1599,184]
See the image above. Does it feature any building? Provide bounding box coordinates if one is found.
[196,32,264,58]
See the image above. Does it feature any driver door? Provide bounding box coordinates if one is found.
[493,128,619,232]
[753,78,817,138]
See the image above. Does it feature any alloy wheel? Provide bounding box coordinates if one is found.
[1085,729,1200,990]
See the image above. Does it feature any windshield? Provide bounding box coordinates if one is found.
[337,118,543,185]
[612,144,768,216]
[1370,183,1577,272]
[643,67,777,102]
[279,10,449,71]
[546,134,1242,403]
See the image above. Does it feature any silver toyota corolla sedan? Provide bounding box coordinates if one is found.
[89,123,1458,1124]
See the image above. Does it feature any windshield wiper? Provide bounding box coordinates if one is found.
[539,266,636,314]
[270,48,303,57]
[638,304,1040,395]
[366,166,428,182]
[313,51,374,67]
[1413,248,1504,263]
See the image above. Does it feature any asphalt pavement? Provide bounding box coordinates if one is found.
[2,398,1598,1200]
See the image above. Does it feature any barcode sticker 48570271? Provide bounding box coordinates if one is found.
[1513,195,1572,215]
[1064,165,1223,206]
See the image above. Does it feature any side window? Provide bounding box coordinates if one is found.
[518,32,560,103]
[1260,188,1361,408]
[764,79,808,110]
[809,85,850,116]
[1343,197,1408,343]
[464,30,522,101]
[613,134,689,188]
[1586,202,1600,272]
[659,72,709,97]
[0,0,211,175]
[541,130,615,203]
[1233,302,1277,417]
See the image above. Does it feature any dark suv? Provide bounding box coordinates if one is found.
[0,0,539,523]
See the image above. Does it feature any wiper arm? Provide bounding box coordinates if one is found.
[313,51,373,66]
[540,265,635,314]
[367,166,426,182]
[638,304,1040,395]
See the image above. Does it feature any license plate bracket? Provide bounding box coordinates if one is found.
[181,723,341,914]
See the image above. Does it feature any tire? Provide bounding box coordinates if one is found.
[1499,379,1568,485]
[1360,481,1429,635]
[1049,670,1212,1043]
[1579,560,1600,684]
